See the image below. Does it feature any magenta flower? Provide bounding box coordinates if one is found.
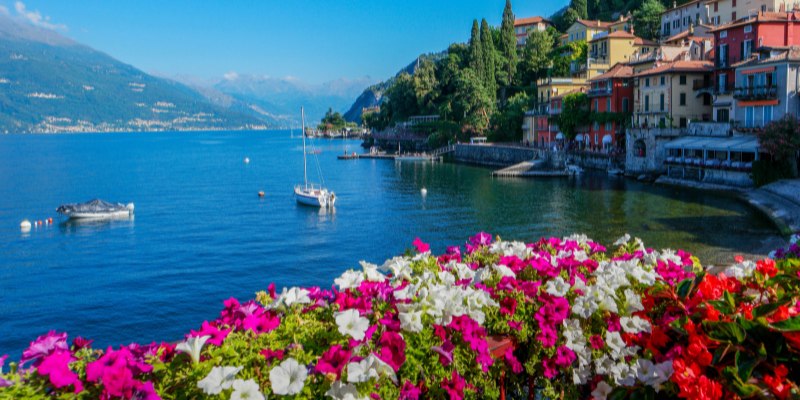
[589,334,605,350]
[190,321,231,346]
[554,346,576,368]
[499,296,517,316]
[36,350,83,393]
[71,337,93,351]
[260,348,285,364]
[431,339,455,366]
[507,320,523,331]
[399,380,422,400]
[0,355,13,387]
[315,345,351,378]
[504,347,523,374]
[375,331,406,372]
[21,331,68,366]
[412,237,430,253]
[467,232,492,252]
[86,347,152,398]
[536,325,558,348]
[606,314,621,332]
[442,370,466,400]
[542,357,558,379]
[242,311,280,335]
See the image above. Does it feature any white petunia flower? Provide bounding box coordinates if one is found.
[605,331,627,360]
[360,261,386,282]
[398,310,423,333]
[176,335,210,364]
[325,381,366,400]
[334,309,370,341]
[620,316,651,334]
[491,263,516,278]
[197,365,243,395]
[269,358,307,395]
[591,381,613,400]
[335,270,364,290]
[636,359,672,392]
[613,234,631,246]
[346,354,397,384]
[544,276,570,297]
[273,287,312,308]
[231,378,265,400]
[623,289,645,314]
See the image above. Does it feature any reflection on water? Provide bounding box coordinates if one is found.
[58,216,135,234]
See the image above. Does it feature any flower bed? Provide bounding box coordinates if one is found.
[2,233,800,399]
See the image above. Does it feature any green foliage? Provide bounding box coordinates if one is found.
[497,0,518,88]
[752,159,795,187]
[633,0,666,41]
[454,68,494,134]
[517,29,557,86]
[551,40,587,77]
[758,116,800,162]
[551,92,589,139]
[571,0,589,19]
[489,92,531,143]
[318,108,347,131]
[480,19,498,100]
[468,20,485,87]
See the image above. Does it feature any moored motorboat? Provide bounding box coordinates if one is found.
[57,199,134,219]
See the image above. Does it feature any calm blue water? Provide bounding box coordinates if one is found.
[0,131,780,357]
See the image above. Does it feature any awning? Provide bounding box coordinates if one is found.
[664,135,759,153]
[602,134,612,144]
[741,66,776,75]
[738,99,780,106]
[575,134,584,141]
[556,133,565,140]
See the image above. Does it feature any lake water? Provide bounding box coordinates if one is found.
[0,131,782,356]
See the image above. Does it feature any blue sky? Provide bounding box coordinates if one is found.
[3,1,566,84]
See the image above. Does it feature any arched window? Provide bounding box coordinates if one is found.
[634,139,647,158]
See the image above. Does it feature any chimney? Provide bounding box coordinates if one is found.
[673,1,677,8]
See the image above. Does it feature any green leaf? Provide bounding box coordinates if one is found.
[753,300,790,318]
[703,321,746,344]
[608,388,629,400]
[722,366,762,397]
[708,300,734,315]
[734,350,759,382]
[676,278,694,299]
[770,316,800,331]
[724,290,736,310]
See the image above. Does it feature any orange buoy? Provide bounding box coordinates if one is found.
[48,217,53,224]
[258,191,265,198]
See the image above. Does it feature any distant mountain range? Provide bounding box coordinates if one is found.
[0,15,378,133]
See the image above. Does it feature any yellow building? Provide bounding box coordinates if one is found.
[586,31,658,79]
[514,16,553,46]
[609,14,633,33]
[536,77,587,105]
[633,60,714,128]
[706,0,799,26]
[565,19,613,44]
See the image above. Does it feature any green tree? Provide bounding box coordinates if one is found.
[489,92,531,142]
[412,59,439,114]
[571,0,588,19]
[557,7,580,31]
[383,72,419,123]
[319,108,346,131]
[552,92,589,139]
[633,0,666,41]
[454,67,493,134]
[518,29,556,85]
[480,19,497,99]
[468,20,485,85]
[497,0,518,89]
[551,40,587,77]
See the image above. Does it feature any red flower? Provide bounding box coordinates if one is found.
[768,306,791,323]
[757,258,778,277]
[685,335,712,367]
[695,375,723,400]
[764,365,791,400]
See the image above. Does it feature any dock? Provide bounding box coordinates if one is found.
[337,153,396,160]
[492,160,569,178]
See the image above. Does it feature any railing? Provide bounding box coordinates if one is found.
[431,144,456,157]
[733,86,778,100]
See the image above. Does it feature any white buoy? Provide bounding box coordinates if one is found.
[421,188,428,196]
[244,157,250,164]
[20,219,31,232]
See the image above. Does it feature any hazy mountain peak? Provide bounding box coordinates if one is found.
[0,11,73,46]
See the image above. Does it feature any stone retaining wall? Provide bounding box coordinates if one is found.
[454,144,536,167]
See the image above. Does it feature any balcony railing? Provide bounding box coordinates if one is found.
[733,85,778,100]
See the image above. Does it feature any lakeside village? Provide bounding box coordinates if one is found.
[341,0,800,192]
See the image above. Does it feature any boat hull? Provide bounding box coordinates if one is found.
[294,187,335,208]
[64,210,133,220]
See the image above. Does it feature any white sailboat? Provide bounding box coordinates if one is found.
[295,107,336,208]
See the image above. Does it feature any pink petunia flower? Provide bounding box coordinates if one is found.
[20,331,68,366]
[315,344,351,378]
[412,237,430,253]
[36,350,83,393]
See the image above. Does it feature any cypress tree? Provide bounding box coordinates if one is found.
[571,0,588,19]
[498,0,517,89]
[480,19,497,99]
[468,20,484,81]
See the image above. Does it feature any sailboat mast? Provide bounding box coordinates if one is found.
[301,107,308,188]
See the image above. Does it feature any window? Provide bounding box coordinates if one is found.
[744,25,752,33]
[645,78,650,87]
[714,2,718,12]
[718,44,728,67]
[732,12,736,21]
[680,75,687,85]
[764,106,774,125]
[645,95,650,112]
[660,93,665,111]
[720,30,727,38]
[605,122,613,131]
[606,98,611,111]
[634,139,646,157]
[622,98,629,112]
[718,73,727,92]
[717,108,730,122]
[743,40,753,59]
[680,93,687,106]
[594,121,600,131]
[594,99,599,111]
[660,76,666,86]
[732,0,736,6]
[745,107,754,127]
[679,117,688,128]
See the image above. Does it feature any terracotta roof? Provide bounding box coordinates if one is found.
[589,31,656,45]
[663,29,713,43]
[634,37,659,46]
[515,16,551,26]
[588,63,634,81]
[634,60,713,77]
[709,11,800,32]
[575,19,614,29]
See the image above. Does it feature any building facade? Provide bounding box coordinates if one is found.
[662,0,710,38]
[633,60,714,128]
[733,46,800,128]
[586,64,634,151]
[707,0,799,26]
[514,16,553,46]
[587,31,658,79]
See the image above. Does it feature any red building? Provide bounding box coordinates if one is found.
[585,63,634,151]
[710,11,800,121]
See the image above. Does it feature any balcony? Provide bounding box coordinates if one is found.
[733,86,778,100]
[587,87,612,97]
[529,105,550,116]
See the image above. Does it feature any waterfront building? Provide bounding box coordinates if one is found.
[565,19,613,44]
[707,0,799,26]
[609,14,633,33]
[732,46,800,129]
[515,16,552,46]
[662,0,710,38]
[586,63,634,151]
[586,31,658,79]
[535,76,588,105]
[662,23,714,46]
[710,11,800,123]
[633,60,714,129]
